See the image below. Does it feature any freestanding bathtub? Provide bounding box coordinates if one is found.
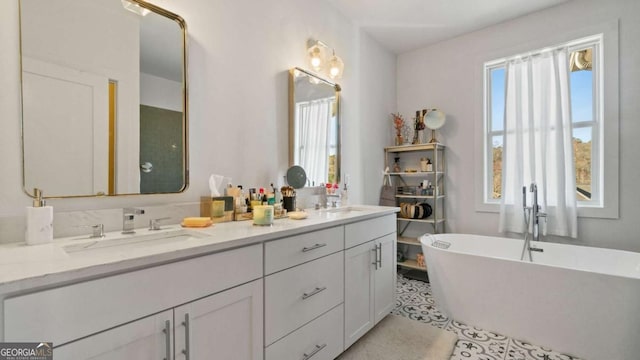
[421,233,640,360]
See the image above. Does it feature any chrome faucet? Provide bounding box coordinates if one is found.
[122,207,145,234]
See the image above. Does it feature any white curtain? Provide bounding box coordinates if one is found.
[499,48,578,238]
[297,98,333,185]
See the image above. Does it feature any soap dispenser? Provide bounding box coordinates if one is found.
[341,176,349,206]
[25,188,53,245]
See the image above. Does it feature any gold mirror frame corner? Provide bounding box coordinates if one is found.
[19,0,189,199]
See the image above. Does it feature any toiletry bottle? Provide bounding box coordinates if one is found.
[259,188,267,205]
[25,188,53,245]
[341,183,349,206]
[426,158,433,172]
[235,186,246,214]
[268,183,277,205]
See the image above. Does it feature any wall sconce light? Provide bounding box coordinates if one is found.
[121,0,150,16]
[307,39,344,80]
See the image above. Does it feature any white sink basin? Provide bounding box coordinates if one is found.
[323,206,368,214]
[62,228,207,255]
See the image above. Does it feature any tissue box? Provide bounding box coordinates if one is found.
[200,196,234,223]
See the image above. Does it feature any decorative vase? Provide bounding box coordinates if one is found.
[395,134,404,146]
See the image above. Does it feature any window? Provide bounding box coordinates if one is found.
[484,35,602,207]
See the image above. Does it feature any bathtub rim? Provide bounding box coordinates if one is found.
[420,233,640,280]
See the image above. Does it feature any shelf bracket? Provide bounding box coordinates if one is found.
[398,221,411,236]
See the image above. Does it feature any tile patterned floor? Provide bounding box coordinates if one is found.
[392,274,582,360]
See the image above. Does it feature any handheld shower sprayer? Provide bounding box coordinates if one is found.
[521,182,548,261]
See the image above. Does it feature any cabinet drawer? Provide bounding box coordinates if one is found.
[265,251,343,345]
[4,244,262,346]
[265,304,344,360]
[265,226,343,275]
[345,214,396,248]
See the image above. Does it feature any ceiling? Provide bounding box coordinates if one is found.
[322,0,570,54]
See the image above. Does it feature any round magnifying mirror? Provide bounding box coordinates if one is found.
[424,109,446,143]
[286,165,307,189]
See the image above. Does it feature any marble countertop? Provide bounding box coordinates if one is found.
[0,205,398,294]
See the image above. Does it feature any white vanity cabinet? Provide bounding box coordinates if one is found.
[1,208,399,360]
[174,279,263,360]
[3,244,263,360]
[52,280,262,360]
[344,215,397,349]
[53,310,174,360]
[264,226,345,360]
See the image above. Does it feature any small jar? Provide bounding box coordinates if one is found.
[420,157,428,172]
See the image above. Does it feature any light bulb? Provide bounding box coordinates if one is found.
[330,65,340,77]
[327,52,344,79]
[307,42,327,72]
[311,55,322,68]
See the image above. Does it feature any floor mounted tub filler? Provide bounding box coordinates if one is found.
[421,233,640,360]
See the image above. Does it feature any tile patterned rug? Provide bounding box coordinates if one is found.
[392,274,582,360]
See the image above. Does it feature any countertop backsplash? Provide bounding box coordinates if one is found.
[0,186,331,245]
[0,202,199,245]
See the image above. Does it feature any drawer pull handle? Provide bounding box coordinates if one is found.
[302,286,327,300]
[377,243,382,268]
[181,313,190,360]
[302,343,327,360]
[302,243,327,252]
[162,320,171,360]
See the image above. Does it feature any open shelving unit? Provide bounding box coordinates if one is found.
[384,143,446,280]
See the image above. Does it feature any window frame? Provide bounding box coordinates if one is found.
[482,34,611,213]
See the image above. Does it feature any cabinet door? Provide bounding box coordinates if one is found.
[53,310,173,360]
[374,233,397,324]
[344,240,375,349]
[174,279,263,360]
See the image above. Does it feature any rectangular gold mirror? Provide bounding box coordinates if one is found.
[19,0,188,198]
[289,67,341,186]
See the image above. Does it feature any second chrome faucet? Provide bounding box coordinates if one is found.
[122,207,145,234]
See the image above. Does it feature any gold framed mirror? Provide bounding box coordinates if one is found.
[19,0,188,198]
[288,67,341,186]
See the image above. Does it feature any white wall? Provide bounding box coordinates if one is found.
[0,0,395,242]
[140,73,182,111]
[358,31,397,205]
[397,0,640,252]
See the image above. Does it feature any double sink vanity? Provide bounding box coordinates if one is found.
[8,1,396,358]
[0,206,397,360]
